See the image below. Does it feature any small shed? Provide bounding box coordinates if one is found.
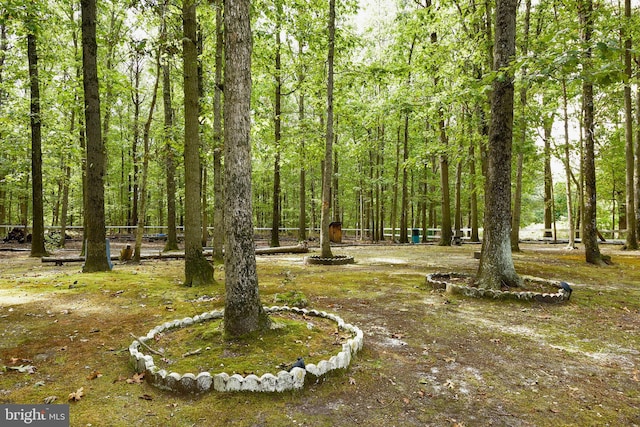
[329,222,342,243]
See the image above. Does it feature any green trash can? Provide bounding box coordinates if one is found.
[411,228,420,243]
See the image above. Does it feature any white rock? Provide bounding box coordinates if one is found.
[241,374,260,392]
[226,374,243,392]
[213,373,229,392]
[276,370,293,392]
[196,372,212,393]
[165,372,181,390]
[259,373,277,392]
[290,367,306,389]
[143,354,155,370]
[336,351,350,369]
[317,360,333,376]
[304,363,319,376]
[181,317,194,327]
[180,373,197,393]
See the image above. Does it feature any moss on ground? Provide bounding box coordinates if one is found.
[1,242,639,426]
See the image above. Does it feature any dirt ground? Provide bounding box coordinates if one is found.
[1,239,639,426]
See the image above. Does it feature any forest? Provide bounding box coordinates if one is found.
[1,0,640,255]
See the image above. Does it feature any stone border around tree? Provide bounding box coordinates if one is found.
[129,306,364,394]
[426,272,571,303]
[304,255,355,265]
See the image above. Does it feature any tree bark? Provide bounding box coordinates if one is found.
[162,44,179,252]
[223,0,271,337]
[134,53,161,263]
[623,0,637,249]
[320,0,336,258]
[27,28,47,257]
[561,79,576,249]
[271,4,282,248]
[183,0,214,285]
[212,0,225,260]
[542,115,554,239]
[580,0,604,265]
[81,0,110,272]
[476,0,520,289]
[297,43,307,241]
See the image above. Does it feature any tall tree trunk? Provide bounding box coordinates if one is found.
[454,160,462,241]
[81,0,110,272]
[511,0,531,252]
[623,0,637,249]
[163,53,179,251]
[297,42,307,241]
[134,54,160,262]
[27,28,47,257]
[636,69,640,238]
[400,114,409,243]
[469,120,480,242]
[212,0,224,259]
[0,22,6,234]
[476,0,520,289]
[223,0,271,337]
[542,115,554,239]
[561,79,576,249]
[130,51,141,230]
[437,114,452,246]
[580,0,604,265]
[320,0,336,258]
[391,127,400,242]
[183,0,214,285]
[271,5,282,248]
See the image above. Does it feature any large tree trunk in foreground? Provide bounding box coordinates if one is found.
[81,0,110,272]
[223,0,271,337]
[183,0,214,285]
[27,29,47,257]
[476,0,520,289]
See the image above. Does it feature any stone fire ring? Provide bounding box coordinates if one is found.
[426,272,571,303]
[304,255,355,265]
[129,306,364,394]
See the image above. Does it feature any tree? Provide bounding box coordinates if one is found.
[579,0,604,265]
[183,0,214,285]
[26,11,47,257]
[223,0,271,337]
[211,0,224,261]
[320,0,336,258]
[133,50,160,263]
[81,0,110,272]
[476,0,520,289]
[623,0,637,250]
[161,0,179,252]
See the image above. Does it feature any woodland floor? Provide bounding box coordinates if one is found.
[1,238,639,426]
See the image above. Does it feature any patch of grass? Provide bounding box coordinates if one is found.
[153,312,349,376]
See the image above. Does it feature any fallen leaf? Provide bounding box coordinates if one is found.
[8,364,37,374]
[633,369,639,382]
[490,338,501,344]
[139,394,153,401]
[113,375,128,384]
[445,379,455,389]
[43,396,57,404]
[68,387,84,402]
[349,377,356,385]
[86,370,102,380]
[127,372,145,384]
[403,397,410,404]
[417,390,425,397]
[444,357,456,363]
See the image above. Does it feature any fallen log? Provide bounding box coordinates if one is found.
[42,242,308,265]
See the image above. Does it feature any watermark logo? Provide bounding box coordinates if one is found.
[1,405,69,426]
